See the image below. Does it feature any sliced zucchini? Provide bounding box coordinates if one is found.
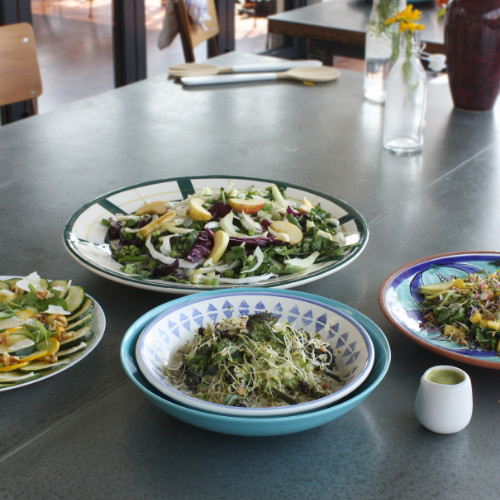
[0,361,29,372]
[418,281,454,295]
[0,371,37,383]
[66,297,94,323]
[6,277,21,288]
[18,359,70,372]
[66,312,93,332]
[17,338,59,363]
[7,276,49,290]
[64,285,86,313]
[49,279,70,288]
[57,342,87,359]
[0,335,36,357]
[35,337,60,355]
[39,277,50,290]
[49,279,70,298]
[19,348,50,363]
[15,306,38,321]
[0,316,24,331]
[59,325,93,350]
[0,280,10,290]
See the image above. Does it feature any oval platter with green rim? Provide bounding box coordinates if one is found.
[63,176,368,294]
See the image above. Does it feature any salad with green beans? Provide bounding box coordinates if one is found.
[165,312,344,407]
[419,270,500,352]
[102,181,357,286]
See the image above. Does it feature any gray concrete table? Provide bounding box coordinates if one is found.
[1,52,499,499]
[268,0,445,63]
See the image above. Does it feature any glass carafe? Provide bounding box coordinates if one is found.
[383,33,427,155]
[364,0,406,103]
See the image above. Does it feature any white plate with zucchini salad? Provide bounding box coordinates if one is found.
[0,272,105,390]
[63,176,368,294]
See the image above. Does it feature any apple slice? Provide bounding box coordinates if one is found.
[270,220,303,245]
[189,198,212,222]
[229,198,266,214]
[135,201,167,216]
[206,230,229,264]
[299,197,315,214]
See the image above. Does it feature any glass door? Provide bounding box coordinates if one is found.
[234,0,307,56]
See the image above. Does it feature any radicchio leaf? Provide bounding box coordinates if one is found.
[260,218,272,230]
[185,228,215,263]
[287,206,301,217]
[228,235,287,249]
[209,202,232,220]
[152,259,180,278]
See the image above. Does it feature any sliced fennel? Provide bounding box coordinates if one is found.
[283,251,320,273]
[104,182,358,285]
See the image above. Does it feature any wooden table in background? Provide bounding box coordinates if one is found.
[268,0,445,64]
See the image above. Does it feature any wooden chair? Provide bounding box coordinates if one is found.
[173,0,219,63]
[0,23,43,117]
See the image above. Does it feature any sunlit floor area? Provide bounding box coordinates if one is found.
[30,1,361,114]
[31,0,269,113]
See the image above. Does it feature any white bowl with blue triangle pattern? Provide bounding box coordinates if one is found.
[135,289,375,417]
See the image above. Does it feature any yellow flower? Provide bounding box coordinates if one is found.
[385,5,425,33]
[400,5,423,22]
[385,13,399,26]
[399,21,425,33]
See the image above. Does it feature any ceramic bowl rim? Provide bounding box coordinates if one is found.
[120,296,391,436]
[134,288,375,417]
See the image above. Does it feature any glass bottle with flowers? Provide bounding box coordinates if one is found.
[363,0,406,103]
[382,6,427,155]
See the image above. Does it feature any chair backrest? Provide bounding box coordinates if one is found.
[174,0,219,63]
[0,22,43,114]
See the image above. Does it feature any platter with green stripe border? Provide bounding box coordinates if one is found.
[63,176,368,294]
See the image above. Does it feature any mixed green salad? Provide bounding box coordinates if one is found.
[102,182,356,286]
[165,312,344,408]
[0,272,95,387]
[419,270,500,352]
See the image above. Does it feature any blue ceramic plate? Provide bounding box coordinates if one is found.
[135,289,375,417]
[379,251,500,369]
[63,176,368,295]
[120,291,390,436]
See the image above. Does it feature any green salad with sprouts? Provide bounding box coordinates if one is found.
[165,312,344,408]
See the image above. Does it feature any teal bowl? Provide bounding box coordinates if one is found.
[120,289,390,436]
